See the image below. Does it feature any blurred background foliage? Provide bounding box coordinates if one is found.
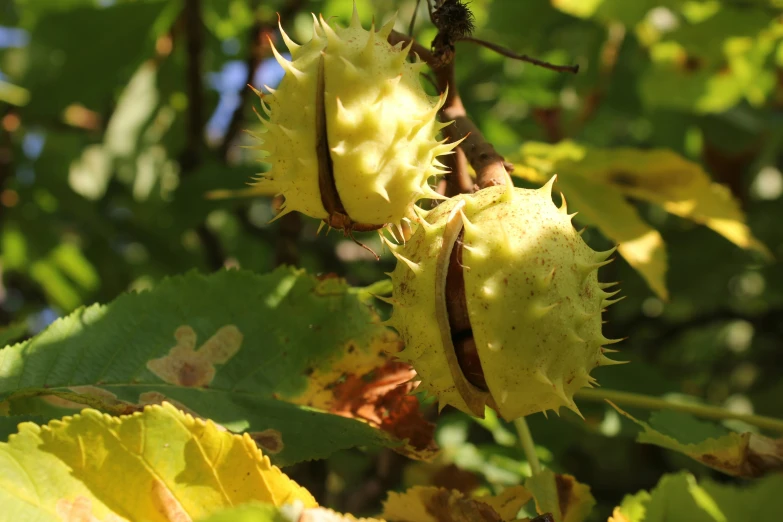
[0,0,781,519]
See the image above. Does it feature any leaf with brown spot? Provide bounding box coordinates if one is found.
[289,327,401,411]
[610,402,783,478]
[43,386,117,410]
[404,462,483,495]
[382,485,534,522]
[317,359,438,461]
[146,325,243,387]
[0,268,405,465]
[248,429,285,455]
[525,469,595,522]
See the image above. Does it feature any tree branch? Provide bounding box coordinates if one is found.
[181,0,206,171]
[218,0,307,161]
[444,146,473,196]
[219,0,308,268]
[180,0,225,271]
[389,30,510,191]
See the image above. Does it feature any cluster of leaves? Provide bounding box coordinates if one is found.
[1,0,782,521]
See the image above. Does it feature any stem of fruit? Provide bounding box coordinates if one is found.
[514,416,542,475]
[388,30,509,191]
[576,388,783,433]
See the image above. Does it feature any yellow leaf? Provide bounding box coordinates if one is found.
[555,174,669,301]
[574,147,772,259]
[520,142,771,257]
[298,506,384,522]
[609,402,783,478]
[513,141,772,299]
[382,485,533,522]
[0,402,316,521]
[525,469,595,522]
[479,486,535,520]
[195,502,385,522]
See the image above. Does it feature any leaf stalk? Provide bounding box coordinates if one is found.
[515,416,542,475]
[576,388,783,433]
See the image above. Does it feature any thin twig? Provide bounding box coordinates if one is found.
[460,36,579,74]
[408,0,421,36]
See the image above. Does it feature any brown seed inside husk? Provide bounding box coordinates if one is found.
[446,229,488,391]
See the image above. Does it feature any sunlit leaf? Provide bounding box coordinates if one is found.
[195,503,286,522]
[0,267,417,465]
[0,403,316,521]
[197,502,385,522]
[610,471,783,522]
[104,61,159,159]
[610,402,783,477]
[552,0,679,25]
[513,141,771,299]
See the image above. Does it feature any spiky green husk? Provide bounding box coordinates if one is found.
[386,178,623,420]
[250,7,455,226]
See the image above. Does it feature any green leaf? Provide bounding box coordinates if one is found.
[666,7,772,63]
[0,323,27,350]
[611,471,783,522]
[610,403,783,478]
[20,1,171,118]
[0,267,405,465]
[553,0,680,26]
[0,403,316,522]
[639,9,780,114]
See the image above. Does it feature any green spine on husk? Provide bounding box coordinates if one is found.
[250,5,456,228]
[384,177,625,420]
